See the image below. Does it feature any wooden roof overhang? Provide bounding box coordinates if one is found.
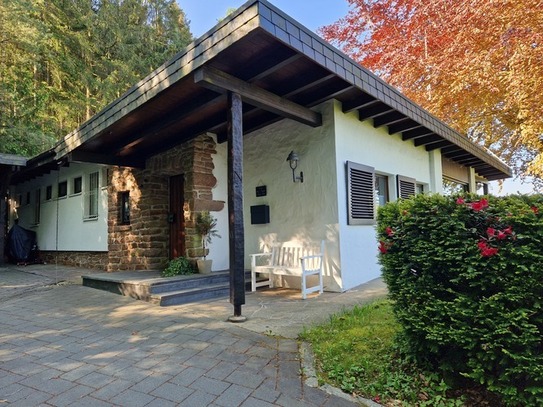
[1,153,27,186]
[0,153,27,172]
[9,150,57,185]
[38,0,511,182]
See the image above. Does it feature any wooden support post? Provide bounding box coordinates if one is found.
[227,91,246,322]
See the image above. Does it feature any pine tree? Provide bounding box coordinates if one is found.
[0,0,192,156]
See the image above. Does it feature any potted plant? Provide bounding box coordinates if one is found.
[195,210,220,274]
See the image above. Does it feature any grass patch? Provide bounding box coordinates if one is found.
[300,299,468,406]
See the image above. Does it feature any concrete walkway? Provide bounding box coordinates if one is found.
[0,264,387,406]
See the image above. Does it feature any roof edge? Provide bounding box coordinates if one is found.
[0,153,27,167]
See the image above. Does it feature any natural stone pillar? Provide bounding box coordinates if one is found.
[107,135,224,272]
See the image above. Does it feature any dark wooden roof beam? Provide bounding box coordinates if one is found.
[444,151,473,160]
[68,151,144,168]
[342,93,377,113]
[485,174,504,181]
[414,135,442,147]
[372,112,407,128]
[456,158,483,166]
[281,73,336,99]
[389,120,422,135]
[294,80,354,107]
[458,158,481,167]
[441,145,464,155]
[476,168,499,176]
[246,54,302,82]
[194,66,322,127]
[425,140,452,151]
[217,110,282,143]
[143,111,230,157]
[402,127,434,140]
[471,163,495,172]
[106,89,223,155]
[10,162,59,184]
[358,103,394,121]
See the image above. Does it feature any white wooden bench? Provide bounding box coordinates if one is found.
[250,240,324,299]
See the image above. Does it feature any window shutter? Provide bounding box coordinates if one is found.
[347,161,375,225]
[397,175,416,199]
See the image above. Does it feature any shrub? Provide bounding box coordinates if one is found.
[377,194,543,406]
[195,210,220,260]
[161,256,196,277]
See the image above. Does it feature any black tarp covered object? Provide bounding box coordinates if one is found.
[7,224,38,263]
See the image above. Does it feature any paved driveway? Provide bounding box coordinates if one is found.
[0,265,386,406]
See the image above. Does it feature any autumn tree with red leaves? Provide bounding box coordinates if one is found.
[321,0,543,184]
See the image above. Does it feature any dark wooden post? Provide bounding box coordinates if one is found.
[227,91,246,322]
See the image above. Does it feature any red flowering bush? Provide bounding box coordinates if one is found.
[378,194,543,406]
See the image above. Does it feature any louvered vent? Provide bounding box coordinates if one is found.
[397,175,416,199]
[347,161,375,225]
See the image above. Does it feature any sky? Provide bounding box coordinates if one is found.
[177,0,537,196]
[179,0,349,38]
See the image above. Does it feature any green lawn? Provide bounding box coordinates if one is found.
[300,300,468,406]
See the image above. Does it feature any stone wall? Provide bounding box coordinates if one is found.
[41,251,108,270]
[108,167,169,271]
[107,134,224,272]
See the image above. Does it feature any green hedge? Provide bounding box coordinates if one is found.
[377,194,543,405]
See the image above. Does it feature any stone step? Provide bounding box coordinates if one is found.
[149,272,231,294]
[149,282,230,306]
[82,270,254,306]
[150,274,255,306]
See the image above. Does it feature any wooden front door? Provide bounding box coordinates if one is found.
[169,175,185,259]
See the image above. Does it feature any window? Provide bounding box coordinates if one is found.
[45,185,52,201]
[58,181,68,198]
[346,161,375,225]
[397,175,416,199]
[443,177,469,195]
[26,191,31,205]
[416,183,425,195]
[120,191,130,225]
[375,174,389,207]
[476,182,489,195]
[84,172,99,220]
[34,189,41,225]
[72,176,82,195]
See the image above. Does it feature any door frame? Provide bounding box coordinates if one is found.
[169,174,186,259]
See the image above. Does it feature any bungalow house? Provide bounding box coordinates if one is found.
[6,1,511,306]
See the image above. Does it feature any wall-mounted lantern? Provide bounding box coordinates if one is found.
[286,151,304,183]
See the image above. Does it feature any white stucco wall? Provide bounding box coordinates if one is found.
[209,136,230,271]
[333,100,438,289]
[10,163,108,251]
[186,100,451,291]
[243,102,343,291]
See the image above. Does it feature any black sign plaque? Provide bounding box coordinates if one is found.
[256,185,267,197]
